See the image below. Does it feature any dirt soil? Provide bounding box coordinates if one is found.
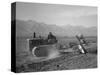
[16,52,97,73]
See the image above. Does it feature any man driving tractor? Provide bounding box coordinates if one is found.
[47,32,57,44]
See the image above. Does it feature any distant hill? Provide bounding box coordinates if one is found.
[61,25,97,36]
[15,20,97,37]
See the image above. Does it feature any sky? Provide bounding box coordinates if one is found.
[16,2,97,27]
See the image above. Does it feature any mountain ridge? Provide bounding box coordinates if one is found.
[14,19,97,37]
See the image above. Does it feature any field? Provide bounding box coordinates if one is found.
[16,36,97,73]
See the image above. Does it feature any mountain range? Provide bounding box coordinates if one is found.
[15,20,97,37]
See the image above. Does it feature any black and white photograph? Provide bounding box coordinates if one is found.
[11,2,97,73]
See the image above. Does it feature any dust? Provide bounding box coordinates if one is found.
[47,48,60,60]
